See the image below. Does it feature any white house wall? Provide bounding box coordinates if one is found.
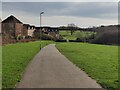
[28,29,34,37]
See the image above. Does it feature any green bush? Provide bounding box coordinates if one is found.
[91,30,119,45]
[76,31,96,42]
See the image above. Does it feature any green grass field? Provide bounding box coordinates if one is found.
[2,41,53,88]
[56,42,118,90]
[59,31,96,40]
[59,31,76,40]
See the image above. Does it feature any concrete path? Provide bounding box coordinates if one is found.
[17,44,102,88]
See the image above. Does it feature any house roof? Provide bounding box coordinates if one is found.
[23,24,30,26]
[2,15,23,24]
[30,25,35,28]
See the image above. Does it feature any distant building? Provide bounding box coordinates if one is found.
[1,15,36,39]
[49,27,59,34]
[35,26,59,34]
[28,25,35,37]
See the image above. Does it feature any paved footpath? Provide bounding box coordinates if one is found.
[17,44,102,88]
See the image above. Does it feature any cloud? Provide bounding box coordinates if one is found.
[1,0,119,2]
[1,2,118,27]
[42,16,117,27]
[2,2,118,19]
[0,2,2,17]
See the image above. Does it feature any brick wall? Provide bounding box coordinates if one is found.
[2,23,15,38]
[22,25,28,36]
[15,23,23,37]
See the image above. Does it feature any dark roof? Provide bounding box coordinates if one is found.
[50,27,58,29]
[35,27,40,30]
[30,25,35,28]
[35,27,50,29]
[23,24,30,26]
[2,15,23,24]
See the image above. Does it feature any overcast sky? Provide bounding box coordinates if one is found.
[1,1,118,28]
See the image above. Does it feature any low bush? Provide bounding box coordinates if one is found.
[69,40,81,42]
[76,38,84,42]
[42,34,55,40]
[55,40,67,42]
[33,31,58,41]
[2,37,37,45]
[2,38,17,45]
[25,36,33,39]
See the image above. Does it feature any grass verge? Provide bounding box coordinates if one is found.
[56,42,118,90]
[2,40,53,88]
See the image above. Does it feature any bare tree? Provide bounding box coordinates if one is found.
[68,23,77,35]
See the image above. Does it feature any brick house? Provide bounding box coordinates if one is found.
[23,24,29,37]
[2,15,59,40]
[2,15,24,39]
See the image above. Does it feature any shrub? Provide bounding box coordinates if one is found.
[48,32,63,41]
[76,31,96,42]
[55,40,67,42]
[2,34,37,45]
[91,30,119,45]
[33,31,57,41]
[25,36,32,39]
[42,34,55,40]
[76,38,84,42]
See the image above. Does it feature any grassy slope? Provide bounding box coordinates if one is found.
[2,41,53,88]
[56,42,118,90]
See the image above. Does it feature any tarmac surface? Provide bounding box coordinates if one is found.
[17,44,102,88]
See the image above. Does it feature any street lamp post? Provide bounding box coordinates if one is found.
[46,31,47,45]
[40,12,44,49]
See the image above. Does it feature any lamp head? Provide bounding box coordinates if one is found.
[40,12,44,14]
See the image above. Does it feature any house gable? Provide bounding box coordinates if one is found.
[2,15,23,24]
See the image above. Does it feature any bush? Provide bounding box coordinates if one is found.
[48,32,63,41]
[55,40,67,42]
[17,39,29,43]
[76,31,96,42]
[42,34,55,40]
[91,30,119,45]
[17,38,37,43]
[2,34,37,45]
[25,36,33,39]
[76,38,84,42]
[33,31,57,41]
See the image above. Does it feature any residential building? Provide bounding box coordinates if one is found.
[2,15,23,38]
[28,25,35,37]
[1,15,59,40]
[22,24,29,37]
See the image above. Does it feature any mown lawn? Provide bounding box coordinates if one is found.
[59,31,77,40]
[2,41,53,88]
[59,31,95,40]
[56,42,118,90]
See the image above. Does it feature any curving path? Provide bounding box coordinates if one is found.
[16,44,103,88]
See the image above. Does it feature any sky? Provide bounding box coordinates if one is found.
[0,0,119,28]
